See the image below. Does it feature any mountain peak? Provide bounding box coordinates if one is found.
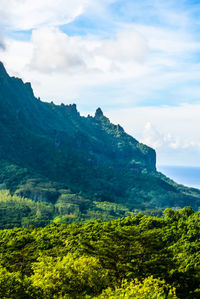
[0,62,9,79]
[95,107,104,118]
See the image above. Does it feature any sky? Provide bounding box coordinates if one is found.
[0,0,200,166]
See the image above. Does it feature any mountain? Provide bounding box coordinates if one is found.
[0,61,200,227]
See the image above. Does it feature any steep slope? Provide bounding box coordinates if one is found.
[0,61,200,216]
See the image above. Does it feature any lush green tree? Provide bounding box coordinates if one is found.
[0,267,26,298]
[96,277,178,299]
[30,254,110,298]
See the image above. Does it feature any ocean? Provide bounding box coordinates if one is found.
[158,166,200,190]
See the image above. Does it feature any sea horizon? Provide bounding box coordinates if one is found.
[158,165,200,190]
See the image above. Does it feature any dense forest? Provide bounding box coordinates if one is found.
[0,189,133,228]
[0,181,199,229]
[0,207,199,298]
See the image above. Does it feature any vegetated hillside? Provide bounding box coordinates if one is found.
[0,61,200,227]
[0,208,199,298]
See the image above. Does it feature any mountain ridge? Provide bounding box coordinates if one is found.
[0,61,200,227]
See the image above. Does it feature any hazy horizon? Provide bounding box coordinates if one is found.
[158,165,200,189]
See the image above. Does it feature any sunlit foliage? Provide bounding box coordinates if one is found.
[0,208,200,297]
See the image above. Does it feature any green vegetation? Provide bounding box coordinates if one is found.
[1,62,200,298]
[0,190,133,228]
[0,208,200,298]
[1,183,199,229]
[1,170,200,228]
[0,190,55,228]
[1,61,200,216]
[97,277,177,298]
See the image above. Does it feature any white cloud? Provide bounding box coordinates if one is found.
[135,25,200,56]
[0,0,119,32]
[1,0,200,103]
[0,0,91,30]
[141,121,197,152]
[0,39,32,75]
[107,104,200,166]
[29,26,148,74]
[30,27,87,73]
[142,122,164,149]
[96,30,148,64]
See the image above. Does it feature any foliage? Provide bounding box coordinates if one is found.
[30,254,109,298]
[0,267,25,299]
[0,190,133,228]
[96,277,178,298]
[0,190,54,228]
[0,209,200,297]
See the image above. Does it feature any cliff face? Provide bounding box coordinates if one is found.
[0,62,155,171]
[0,62,200,210]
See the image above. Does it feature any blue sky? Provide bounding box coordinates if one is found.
[1,0,200,166]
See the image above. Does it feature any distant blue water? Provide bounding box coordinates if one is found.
[158,166,200,189]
